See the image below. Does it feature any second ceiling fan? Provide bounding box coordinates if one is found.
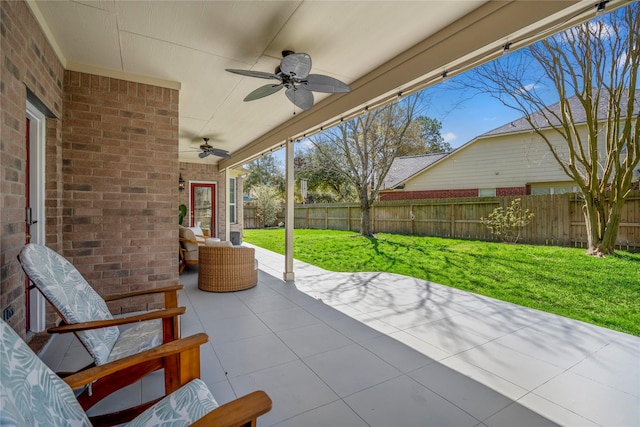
[197,137,230,159]
[226,50,351,111]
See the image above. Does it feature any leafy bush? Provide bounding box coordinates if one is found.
[178,204,187,225]
[251,184,282,227]
[481,198,534,243]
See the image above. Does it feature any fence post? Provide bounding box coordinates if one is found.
[450,202,455,237]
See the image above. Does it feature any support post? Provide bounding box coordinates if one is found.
[284,139,295,282]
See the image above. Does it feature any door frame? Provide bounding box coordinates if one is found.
[188,181,218,237]
[26,101,47,333]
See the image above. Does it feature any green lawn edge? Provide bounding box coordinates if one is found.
[244,228,640,337]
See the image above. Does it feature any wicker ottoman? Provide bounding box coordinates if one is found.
[198,246,258,292]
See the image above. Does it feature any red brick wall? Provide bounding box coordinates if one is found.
[62,71,179,313]
[379,189,478,201]
[496,187,528,196]
[1,0,64,336]
[379,187,528,201]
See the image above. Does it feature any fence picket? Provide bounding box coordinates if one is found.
[244,192,640,250]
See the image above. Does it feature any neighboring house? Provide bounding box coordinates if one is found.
[380,91,640,201]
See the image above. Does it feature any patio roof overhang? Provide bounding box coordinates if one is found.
[26,0,620,171]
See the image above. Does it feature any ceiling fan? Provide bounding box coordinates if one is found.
[226,50,351,111]
[184,137,230,159]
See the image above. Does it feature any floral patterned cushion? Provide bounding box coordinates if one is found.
[1,319,218,427]
[108,319,163,362]
[124,378,219,427]
[0,319,92,426]
[19,244,119,365]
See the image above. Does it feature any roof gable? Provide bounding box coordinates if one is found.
[480,89,640,138]
[382,153,448,189]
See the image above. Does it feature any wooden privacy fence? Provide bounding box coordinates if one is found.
[244,191,640,250]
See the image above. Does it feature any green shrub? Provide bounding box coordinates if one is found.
[481,198,534,243]
[251,184,282,227]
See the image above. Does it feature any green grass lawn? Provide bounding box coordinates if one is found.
[244,228,640,336]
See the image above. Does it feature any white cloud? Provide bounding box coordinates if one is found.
[560,21,613,43]
[442,132,456,143]
[616,51,628,70]
[514,83,539,96]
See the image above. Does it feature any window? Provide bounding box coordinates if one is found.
[531,185,578,195]
[229,178,236,224]
[478,188,496,197]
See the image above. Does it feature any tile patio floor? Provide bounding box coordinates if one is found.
[40,244,639,426]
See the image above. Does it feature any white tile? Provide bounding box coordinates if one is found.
[206,379,237,405]
[404,318,490,355]
[411,362,515,421]
[202,312,271,344]
[367,305,454,330]
[258,306,321,332]
[303,344,401,397]
[437,309,530,340]
[569,339,640,396]
[323,312,384,342]
[303,300,349,321]
[38,333,74,371]
[440,357,528,401]
[455,341,564,390]
[277,322,353,358]
[352,311,402,335]
[200,342,229,384]
[239,292,298,314]
[533,371,640,427]
[483,401,559,427]
[273,400,368,427]
[189,292,255,321]
[216,333,298,378]
[229,360,339,427]
[493,321,614,369]
[85,380,141,416]
[359,333,436,373]
[516,393,600,427]
[388,330,450,361]
[140,370,165,403]
[345,376,479,427]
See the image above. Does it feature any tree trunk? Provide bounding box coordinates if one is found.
[582,193,622,257]
[360,190,374,237]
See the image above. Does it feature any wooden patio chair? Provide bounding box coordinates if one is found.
[17,243,185,417]
[179,226,206,274]
[0,318,272,426]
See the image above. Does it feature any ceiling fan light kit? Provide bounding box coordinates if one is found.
[226,51,351,111]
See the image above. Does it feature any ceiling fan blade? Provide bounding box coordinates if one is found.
[280,53,312,79]
[198,151,211,158]
[208,148,231,158]
[285,87,314,111]
[244,84,283,101]
[303,74,351,93]
[225,69,280,80]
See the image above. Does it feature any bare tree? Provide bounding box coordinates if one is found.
[310,93,423,236]
[464,4,639,256]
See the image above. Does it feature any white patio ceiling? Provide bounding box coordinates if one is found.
[27,0,612,169]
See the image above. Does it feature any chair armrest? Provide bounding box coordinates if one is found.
[180,237,204,245]
[64,333,209,390]
[102,284,184,302]
[48,307,186,334]
[190,390,272,427]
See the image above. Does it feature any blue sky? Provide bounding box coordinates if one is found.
[275,88,524,164]
[414,82,523,150]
